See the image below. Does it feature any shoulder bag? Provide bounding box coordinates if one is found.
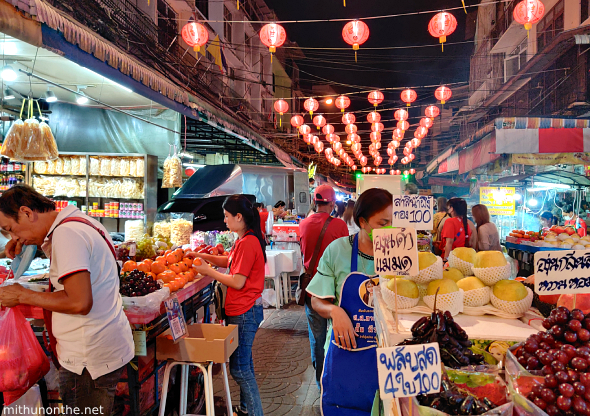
[296,217,333,306]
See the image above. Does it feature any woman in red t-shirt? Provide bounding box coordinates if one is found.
[190,195,266,416]
[440,198,476,261]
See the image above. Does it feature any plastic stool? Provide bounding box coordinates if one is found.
[158,360,232,416]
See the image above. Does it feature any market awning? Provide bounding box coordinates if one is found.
[490,171,590,187]
[435,133,499,175]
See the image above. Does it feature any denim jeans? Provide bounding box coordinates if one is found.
[58,366,124,415]
[305,302,328,390]
[226,304,264,416]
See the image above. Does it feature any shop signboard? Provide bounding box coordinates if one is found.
[534,250,590,295]
[479,187,516,216]
[377,342,442,399]
[391,195,434,229]
[373,227,419,277]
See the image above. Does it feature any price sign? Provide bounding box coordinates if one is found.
[373,227,419,276]
[392,196,434,229]
[534,250,590,294]
[377,343,442,399]
[164,295,188,343]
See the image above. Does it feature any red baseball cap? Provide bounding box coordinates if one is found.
[314,185,336,202]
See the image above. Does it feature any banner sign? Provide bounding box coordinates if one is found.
[391,195,434,229]
[479,187,516,216]
[377,343,442,399]
[534,250,590,294]
[373,227,419,276]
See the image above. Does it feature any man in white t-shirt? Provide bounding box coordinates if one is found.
[0,186,133,415]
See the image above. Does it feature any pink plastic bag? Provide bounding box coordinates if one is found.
[0,307,50,405]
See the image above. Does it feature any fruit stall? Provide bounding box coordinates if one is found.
[373,248,550,416]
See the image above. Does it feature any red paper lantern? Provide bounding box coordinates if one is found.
[315,142,324,153]
[392,129,404,140]
[401,157,409,165]
[374,156,383,166]
[333,142,343,152]
[331,134,341,143]
[367,111,381,124]
[403,147,412,156]
[313,114,327,130]
[334,159,341,167]
[325,148,333,157]
[370,131,381,142]
[345,124,358,134]
[342,112,356,125]
[409,168,416,174]
[428,12,457,51]
[342,20,370,60]
[371,122,384,133]
[394,109,409,121]
[259,23,287,53]
[411,138,422,148]
[390,140,400,148]
[352,165,357,171]
[409,154,415,161]
[397,120,410,131]
[390,169,395,175]
[374,142,382,150]
[181,22,209,53]
[420,117,433,129]
[303,134,312,144]
[368,90,384,107]
[401,89,417,107]
[386,148,394,157]
[389,155,398,165]
[360,156,368,166]
[338,148,347,158]
[322,124,335,135]
[404,170,409,176]
[352,142,361,153]
[347,134,359,143]
[304,98,319,116]
[435,86,452,105]
[335,95,351,112]
[274,99,288,115]
[299,124,311,135]
[425,105,440,119]
[395,170,401,175]
[415,126,429,138]
[291,115,304,128]
[311,135,319,145]
[513,0,545,31]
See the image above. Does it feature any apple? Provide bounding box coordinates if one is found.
[558,294,590,314]
[538,294,561,304]
[215,244,225,253]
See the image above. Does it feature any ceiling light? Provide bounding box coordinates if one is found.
[183,163,205,168]
[527,198,538,207]
[1,65,16,82]
[0,42,17,55]
[3,88,14,100]
[45,90,57,103]
[325,98,333,105]
[534,182,571,189]
[76,92,88,105]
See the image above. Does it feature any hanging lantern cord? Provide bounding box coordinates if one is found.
[343,0,346,6]
[461,0,467,13]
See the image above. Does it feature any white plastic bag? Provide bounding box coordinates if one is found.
[121,287,170,315]
[262,288,276,308]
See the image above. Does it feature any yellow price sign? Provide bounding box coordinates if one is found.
[479,187,516,216]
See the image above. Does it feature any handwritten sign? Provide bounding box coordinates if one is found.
[392,195,434,229]
[480,187,516,216]
[373,227,419,276]
[534,250,590,294]
[377,343,442,399]
[164,295,188,343]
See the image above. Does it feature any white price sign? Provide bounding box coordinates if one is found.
[534,250,590,294]
[392,195,434,229]
[377,343,442,399]
[373,227,419,276]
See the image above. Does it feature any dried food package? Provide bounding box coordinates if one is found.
[78,179,87,197]
[22,119,42,160]
[54,158,64,175]
[162,155,182,188]
[124,220,145,242]
[119,158,130,177]
[39,122,58,161]
[99,157,111,176]
[1,120,23,159]
[62,157,71,175]
[135,158,145,177]
[32,176,56,196]
[53,177,70,197]
[78,157,87,176]
[46,159,56,175]
[129,158,137,177]
[89,157,100,176]
[71,157,80,175]
[153,221,171,239]
[170,214,193,246]
[34,161,47,174]
[111,158,121,176]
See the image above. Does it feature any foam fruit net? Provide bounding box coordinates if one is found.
[381,285,420,310]
[423,290,464,316]
[462,286,491,307]
[472,263,511,286]
[448,252,474,276]
[417,283,429,299]
[407,256,443,285]
[490,287,534,315]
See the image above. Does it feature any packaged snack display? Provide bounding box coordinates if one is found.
[46,159,56,174]
[89,157,100,176]
[71,156,80,175]
[111,157,121,176]
[162,155,182,188]
[120,158,130,176]
[153,221,171,239]
[100,157,111,176]
[0,119,23,159]
[32,176,57,196]
[34,161,47,174]
[170,213,193,246]
[129,158,137,177]
[54,157,64,175]
[125,220,145,242]
[136,158,145,177]
[62,157,71,175]
[78,157,87,175]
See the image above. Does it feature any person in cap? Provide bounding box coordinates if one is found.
[298,184,348,390]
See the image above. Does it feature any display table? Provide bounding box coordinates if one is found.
[265,248,299,308]
[504,241,567,277]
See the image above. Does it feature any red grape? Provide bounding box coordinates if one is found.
[551,325,565,338]
[569,319,583,332]
[563,344,577,359]
[557,395,572,411]
[556,371,570,384]
[564,331,578,343]
[556,311,570,325]
[568,370,579,383]
[551,361,566,373]
[580,372,590,387]
[543,319,553,330]
[573,396,588,414]
[545,374,559,388]
[583,318,590,330]
[574,381,586,396]
[559,383,575,398]
[571,357,589,371]
[579,329,590,342]
[542,365,554,376]
[527,356,540,370]
[541,388,557,403]
[556,351,570,365]
[572,309,585,322]
[545,404,560,416]
[525,340,540,353]
[533,397,548,410]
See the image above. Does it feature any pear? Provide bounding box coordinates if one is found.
[418,252,438,271]
[452,247,477,264]
[473,251,507,268]
[457,276,486,292]
[493,280,527,302]
[443,267,464,283]
[427,278,459,296]
[387,278,419,299]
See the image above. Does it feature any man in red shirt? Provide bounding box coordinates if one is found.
[299,184,348,389]
[564,205,588,237]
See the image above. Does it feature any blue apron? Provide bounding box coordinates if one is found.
[320,234,379,416]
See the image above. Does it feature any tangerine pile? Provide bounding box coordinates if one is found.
[121,248,204,293]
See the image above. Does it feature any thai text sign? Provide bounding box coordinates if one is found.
[373,227,419,276]
[391,195,434,229]
[377,343,442,399]
[534,250,590,294]
[479,187,516,216]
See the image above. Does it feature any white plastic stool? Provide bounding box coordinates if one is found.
[158,360,232,416]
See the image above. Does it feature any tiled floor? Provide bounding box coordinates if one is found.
[213,304,321,416]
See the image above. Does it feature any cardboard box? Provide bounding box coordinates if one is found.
[156,324,238,363]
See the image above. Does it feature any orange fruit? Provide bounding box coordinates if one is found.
[166,253,180,265]
[178,261,189,273]
[146,272,156,280]
[174,276,187,288]
[163,283,172,291]
[143,259,154,267]
[179,271,192,282]
[157,270,176,283]
[151,262,167,275]
[155,256,167,264]
[193,258,202,267]
[181,258,193,270]
[122,261,137,272]
[137,262,151,273]
[174,248,185,259]
[168,263,183,275]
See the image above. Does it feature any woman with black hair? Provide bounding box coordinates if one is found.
[190,194,266,416]
[440,198,477,261]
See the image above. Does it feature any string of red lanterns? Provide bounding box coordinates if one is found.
[401,89,417,107]
[181,22,209,55]
[304,98,319,116]
[335,95,351,112]
[428,12,457,51]
[273,99,289,127]
[259,23,287,62]
[435,86,452,104]
[313,114,326,130]
[368,90,384,107]
[342,20,370,62]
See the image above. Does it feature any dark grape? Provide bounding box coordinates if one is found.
[574,382,586,396]
[565,331,578,343]
[573,397,588,414]
[539,342,552,351]
[583,318,590,330]
[533,397,548,410]
[568,370,579,383]
[518,356,528,367]
[557,395,572,411]
[546,404,560,416]
[545,374,559,388]
[525,340,540,353]
[580,373,590,387]
[579,329,590,342]
[569,320,583,332]
[527,356,540,370]
[572,309,585,322]
[541,388,557,403]
[551,361,566,373]
[563,344,577,359]
[532,384,544,396]
[543,319,554,330]
[571,357,589,371]
[556,351,570,365]
[556,371,570,384]
[559,383,575,398]
[551,325,565,338]
[556,311,570,325]
[557,306,571,316]
[542,365,554,376]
